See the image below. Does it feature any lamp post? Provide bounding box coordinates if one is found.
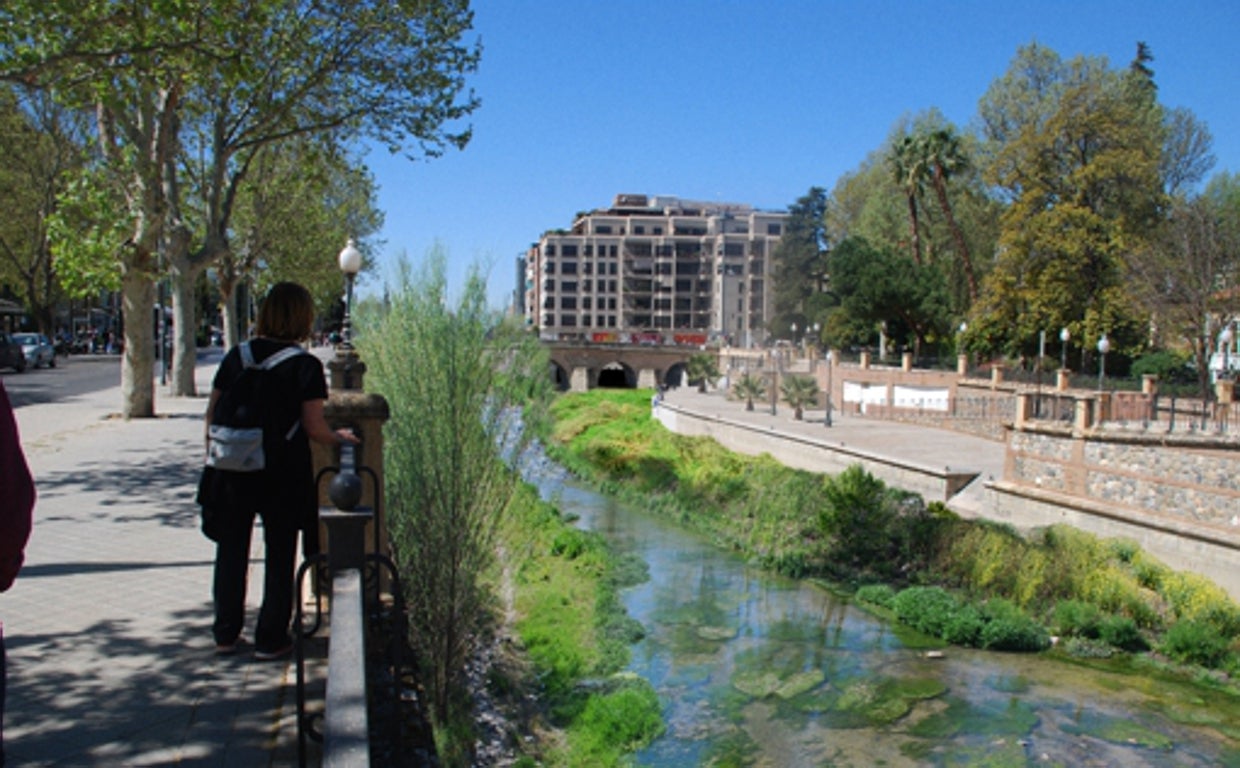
[1060,327,1070,371]
[1221,324,1234,381]
[331,238,364,391]
[338,238,362,349]
[824,349,833,427]
[1097,333,1110,391]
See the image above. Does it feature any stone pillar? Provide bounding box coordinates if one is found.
[860,351,871,370]
[1217,379,1235,405]
[569,366,589,392]
[637,367,657,390]
[1056,368,1070,392]
[327,349,366,392]
[1014,392,1031,427]
[901,351,913,372]
[1074,398,1094,431]
[991,364,1005,389]
[1142,374,1159,396]
[957,354,968,376]
[313,390,391,567]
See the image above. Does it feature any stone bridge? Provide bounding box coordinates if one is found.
[545,341,700,391]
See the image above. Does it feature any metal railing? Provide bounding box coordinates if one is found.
[295,447,411,768]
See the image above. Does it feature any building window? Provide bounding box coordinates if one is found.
[561,281,577,292]
[561,261,578,274]
[596,225,612,234]
[561,297,577,310]
[583,297,592,310]
[544,244,556,256]
[767,223,782,235]
[562,244,578,257]
[561,315,576,326]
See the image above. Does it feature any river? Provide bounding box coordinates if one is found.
[534,473,1240,767]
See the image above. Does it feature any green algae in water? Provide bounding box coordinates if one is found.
[732,670,783,698]
[696,625,738,641]
[938,737,1029,767]
[775,669,826,699]
[699,728,760,768]
[908,696,1039,739]
[985,674,1032,694]
[1061,713,1174,750]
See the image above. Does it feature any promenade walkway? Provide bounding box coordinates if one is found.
[660,386,1008,516]
[4,350,321,767]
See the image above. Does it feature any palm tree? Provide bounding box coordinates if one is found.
[923,127,979,303]
[780,375,820,421]
[888,134,925,266]
[685,352,720,393]
[732,372,766,411]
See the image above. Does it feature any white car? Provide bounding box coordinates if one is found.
[13,332,56,369]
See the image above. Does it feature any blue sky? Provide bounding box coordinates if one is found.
[359,0,1240,308]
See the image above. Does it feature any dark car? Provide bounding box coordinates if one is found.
[0,331,27,372]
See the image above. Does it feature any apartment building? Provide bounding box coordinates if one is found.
[524,194,787,347]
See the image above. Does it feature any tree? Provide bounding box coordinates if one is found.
[1,1,480,412]
[771,187,829,328]
[731,372,766,411]
[887,134,925,265]
[827,237,952,356]
[973,43,1165,360]
[0,86,89,334]
[1129,176,1240,397]
[779,374,820,421]
[921,127,979,303]
[686,353,720,393]
[224,137,383,347]
[360,250,552,730]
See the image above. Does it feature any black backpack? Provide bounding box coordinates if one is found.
[205,342,307,472]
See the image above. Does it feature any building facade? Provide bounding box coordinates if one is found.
[524,194,787,348]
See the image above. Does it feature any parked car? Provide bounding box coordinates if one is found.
[0,332,26,372]
[13,332,55,369]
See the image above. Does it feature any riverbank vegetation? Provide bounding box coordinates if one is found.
[361,257,661,765]
[549,389,1240,681]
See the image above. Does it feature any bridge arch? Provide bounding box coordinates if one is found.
[545,342,704,392]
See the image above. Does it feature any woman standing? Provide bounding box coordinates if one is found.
[200,282,356,659]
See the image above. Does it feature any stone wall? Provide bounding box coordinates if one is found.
[1001,424,1240,598]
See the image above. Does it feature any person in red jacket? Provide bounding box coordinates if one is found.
[0,380,35,768]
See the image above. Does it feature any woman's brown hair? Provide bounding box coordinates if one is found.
[255,282,315,342]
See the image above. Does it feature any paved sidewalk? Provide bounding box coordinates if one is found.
[660,386,1008,516]
[4,350,320,767]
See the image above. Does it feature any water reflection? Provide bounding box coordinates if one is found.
[537,473,1240,767]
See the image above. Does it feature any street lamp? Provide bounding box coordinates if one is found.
[338,238,362,351]
[1097,333,1110,391]
[1060,327,1070,371]
[824,349,833,427]
[1221,324,1235,381]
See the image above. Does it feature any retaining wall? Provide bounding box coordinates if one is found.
[653,402,977,503]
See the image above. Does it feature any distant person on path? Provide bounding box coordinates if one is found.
[198,282,356,660]
[0,380,35,768]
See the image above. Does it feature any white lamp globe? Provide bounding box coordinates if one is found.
[338,238,363,275]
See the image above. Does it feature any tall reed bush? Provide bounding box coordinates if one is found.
[358,253,552,740]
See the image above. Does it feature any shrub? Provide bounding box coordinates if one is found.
[892,586,960,638]
[1097,615,1148,652]
[1160,621,1234,669]
[1160,571,1240,638]
[855,584,896,608]
[978,599,1051,651]
[1053,600,1101,638]
[942,604,984,646]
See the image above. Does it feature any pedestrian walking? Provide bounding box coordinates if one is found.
[0,380,35,768]
[197,282,356,660]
